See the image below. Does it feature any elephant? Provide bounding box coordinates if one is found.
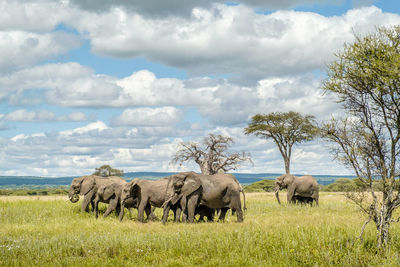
[120,177,170,222]
[162,201,215,223]
[195,205,215,222]
[274,174,319,205]
[162,172,244,224]
[292,195,314,205]
[93,181,138,219]
[68,175,125,212]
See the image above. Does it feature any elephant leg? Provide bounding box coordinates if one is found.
[81,191,94,212]
[218,208,229,222]
[181,210,188,223]
[146,205,158,221]
[119,203,125,222]
[312,192,319,206]
[186,195,199,223]
[115,202,121,216]
[104,199,117,218]
[162,205,171,224]
[94,199,100,219]
[287,187,295,204]
[137,199,148,223]
[207,209,215,222]
[198,213,205,222]
[90,200,95,212]
[175,207,182,222]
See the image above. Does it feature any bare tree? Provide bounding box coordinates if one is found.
[172,134,252,175]
[321,26,400,248]
[244,111,319,174]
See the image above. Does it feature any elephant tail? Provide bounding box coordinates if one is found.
[240,185,247,212]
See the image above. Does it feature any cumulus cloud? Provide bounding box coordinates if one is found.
[0,63,339,126]
[0,119,350,176]
[112,107,183,127]
[0,31,81,72]
[2,109,56,122]
[0,109,88,122]
[67,5,400,80]
[0,63,339,127]
[0,121,193,176]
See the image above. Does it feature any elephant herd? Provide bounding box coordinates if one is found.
[68,172,246,223]
[68,172,319,223]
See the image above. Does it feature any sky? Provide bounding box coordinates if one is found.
[1,0,400,177]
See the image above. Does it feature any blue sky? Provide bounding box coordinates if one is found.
[0,0,399,176]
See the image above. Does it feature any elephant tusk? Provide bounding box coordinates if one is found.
[161,197,172,208]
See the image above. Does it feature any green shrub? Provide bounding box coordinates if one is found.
[244,179,275,192]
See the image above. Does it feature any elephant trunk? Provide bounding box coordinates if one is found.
[69,193,79,203]
[69,188,79,203]
[274,185,281,204]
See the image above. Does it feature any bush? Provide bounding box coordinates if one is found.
[244,179,275,192]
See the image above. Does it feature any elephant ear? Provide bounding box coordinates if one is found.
[81,176,95,195]
[181,172,201,197]
[130,180,141,199]
[103,184,115,200]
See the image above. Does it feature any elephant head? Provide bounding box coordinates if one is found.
[120,178,140,206]
[164,172,202,207]
[68,176,95,203]
[274,174,295,204]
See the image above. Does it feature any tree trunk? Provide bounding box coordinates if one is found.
[284,156,290,174]
[376,217,390,248]
[199,161,211,175]
[375,203,393,248]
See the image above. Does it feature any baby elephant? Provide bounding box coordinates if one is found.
[292,195,314,206]
[195,205,215,222]
[94,182,137,219]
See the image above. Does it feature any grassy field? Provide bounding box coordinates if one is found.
[1,193,400,266]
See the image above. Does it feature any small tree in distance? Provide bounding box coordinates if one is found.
[321,26,400,248]
[93,165,124,177]
[244,111,319,174]
[172,133,252,175]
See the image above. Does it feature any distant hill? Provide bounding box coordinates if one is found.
[0,172,355,189]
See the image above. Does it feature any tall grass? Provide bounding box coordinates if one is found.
[1,193,400,266]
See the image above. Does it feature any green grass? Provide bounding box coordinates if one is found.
[1,193,400,266]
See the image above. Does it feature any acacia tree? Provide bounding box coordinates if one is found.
[93,165,124,177]
[321,26,400,248]
[244,111,319,174]
[172,134,252,175]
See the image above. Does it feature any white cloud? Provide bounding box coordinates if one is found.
[58,112,88,121]
[0,63,339,126]
[0,109,88,122]
[112,107,183,127]
[0,0,71,32]
[0,31,81,72]
[3,109,55,122]
[68,5,400,80]
[60,121,109,136]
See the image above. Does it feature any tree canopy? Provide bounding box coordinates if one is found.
[172,133,252,175]
[244,111,319,174]
[93,165,124,177]
[321,26,400,248]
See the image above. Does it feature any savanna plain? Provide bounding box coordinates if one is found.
[1,193,400,266]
